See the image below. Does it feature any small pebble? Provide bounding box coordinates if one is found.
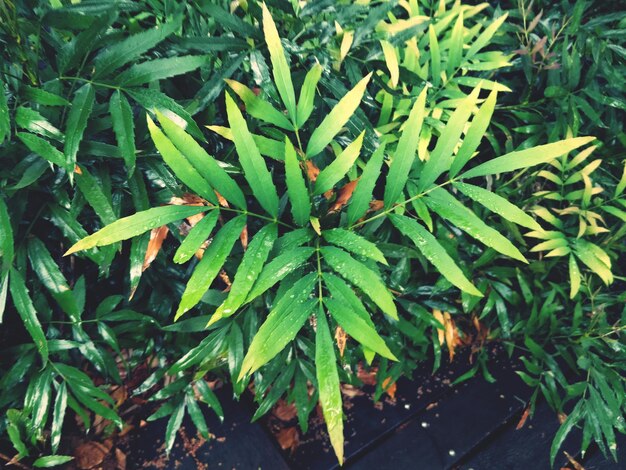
[421,422,429,428]
[404,404,411,410]
[449,449,456,457]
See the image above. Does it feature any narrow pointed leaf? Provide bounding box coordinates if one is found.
[226,80,293,130]
[209,224,277,325]
[147,115,218,205]
[109,90,136,174]
[297,64,323,127]
[28,238,80,321]
[285,138,311,226]
[50,382,67,454]
[176,215,246,320]
[173,210,219,264]
[226,93,279,217]
[262,3,297,120]
[315,308,344,464]
[93,18,181,78]
[321,246,397,319]
[325,298,396,360]
[380,40,399,87]
[306,73,372,157]
[449,89,497,177]
[314,132,364,195]
[384,86,427,207]
[0,197,15,275]
[447,12,464,74]
[418,86,480,191]
[245,247,315,302]
[390,214,483,296]
[0,81,9,143]
[460,137,595,178]
[65,205,207,255]
[9,267,48,363]
[426,188,527,262]
[17,133,66,168]
[64,84,95,169]
[465,14,508,60]
[118,56,208,87]
[347,143,385,225]
[207,125,284,160]
[454,182,541,230]
[429,25,441,86]
[323,228,387,265]
[157,112,246,209]
[239,273,317,378]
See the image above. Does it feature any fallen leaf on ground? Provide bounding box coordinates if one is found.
[74,441,111,469]
[516,406,531,430]
[305,160,320,182]
[273,399,298,421]
[276,427,299,452]
[382,377,397,400]
[329,179,359,213]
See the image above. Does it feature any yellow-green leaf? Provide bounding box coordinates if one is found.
[285,138,311,226]
[306,73,372,157]
[314,132,364,195]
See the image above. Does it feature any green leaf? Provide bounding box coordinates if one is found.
[50,382,67,454]
[207,125,284,160]
[225,93,279,217]
[380,40,399,87]
[454,182,541,230]
[93,18,181,77]
[323,228,387,265]
[383,86,427,207]
[23,86,70,106]
[147,115,218,205]
[127,87,204,141]
[28,238,80,321]
[226,80,293,130]
[569,254,581,299]
[17,132,66,168]
[347,143,385,225]
[428,25,441,87]
[261,2,297,120]
[64,84,95,169]
[460,137,596,179]
[306,73,372,157]
[418,86,481,191]
[465,13,508,60]
[325,297,396,360]
[389,214,483,296]
[185,393,209,439]
[165,401,185,455]
[426,188,527,262]
[157,112,246,209]
[209,224,277,325]
[33,455,74,468]
[173,210,219,264]
[550,401,583,465]
[176,215,246,320]
[0,80,10,143]
[117,55,208,87]
[447,12,464,75]
[573,240,613,285]
[0,197,14,275]
[320,246,397,319]
[75,166,116,225]
[196,379,224,421]
[449,89,497,177]
[297,63,323,127]
[284,138,311,226]
[314,132,364,195]
[65,205,207,255]
[245,247,315,302]
[15,106,62,140]
[109,90,136,174]
[9,267,48,363]
[315,307,344,464]
[239,273,317,378]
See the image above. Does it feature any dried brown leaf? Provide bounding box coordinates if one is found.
[335,326,347,357]
[143,225,169,271]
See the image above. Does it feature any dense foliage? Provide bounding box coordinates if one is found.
[1,0,624,467]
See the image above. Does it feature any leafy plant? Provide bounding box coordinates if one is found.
[64,5,594,462]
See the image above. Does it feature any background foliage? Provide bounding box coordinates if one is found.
[0,0,624,468]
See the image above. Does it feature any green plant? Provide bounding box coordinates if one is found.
[64,5,594,462]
